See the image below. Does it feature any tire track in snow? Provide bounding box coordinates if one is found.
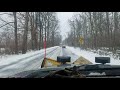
[0,47,60,77]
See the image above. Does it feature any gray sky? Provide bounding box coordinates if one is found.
[57,12,74,40]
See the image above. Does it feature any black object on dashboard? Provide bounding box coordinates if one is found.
[95,57,110,64]
[57,56,71,64]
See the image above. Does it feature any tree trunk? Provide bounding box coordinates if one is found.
[13,12,18,54]
[38,12,42,50]
[106,12,111,50]
[22,12,29,54]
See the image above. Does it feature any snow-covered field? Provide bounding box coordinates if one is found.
[0,46,59,66]
[67,46,120,65]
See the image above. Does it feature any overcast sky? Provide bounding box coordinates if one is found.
[57,12,74,40]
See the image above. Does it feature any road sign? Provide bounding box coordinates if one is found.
[79,37,84,44]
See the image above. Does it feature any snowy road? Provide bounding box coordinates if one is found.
[0,46,80,77]
[1,46,120,78]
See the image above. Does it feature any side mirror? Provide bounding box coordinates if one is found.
[95,57,110,64]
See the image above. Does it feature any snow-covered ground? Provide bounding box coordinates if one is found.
[1,45,120,68]
[67,46,120,65]
[0,45,120,77]
[0,46,59,66]
[0,46,61,77]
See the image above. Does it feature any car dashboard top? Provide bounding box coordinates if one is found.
[10,64,120,78]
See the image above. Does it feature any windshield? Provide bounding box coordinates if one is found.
[0,12,120,78]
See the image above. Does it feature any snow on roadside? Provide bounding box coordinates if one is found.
[67,46,120,65]
[0,46,59,66]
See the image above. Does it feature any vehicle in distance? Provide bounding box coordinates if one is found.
[62,45,66,48]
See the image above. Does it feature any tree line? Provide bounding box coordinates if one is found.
[64,12,120,51]
[0,12,62,55]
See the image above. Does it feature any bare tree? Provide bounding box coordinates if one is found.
[22,12,29,54]
[65,12,120,53]
[0,12,61,55]
[13,12,18,54]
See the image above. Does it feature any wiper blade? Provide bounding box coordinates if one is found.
[67,65,120,77]
[72,64,120,71]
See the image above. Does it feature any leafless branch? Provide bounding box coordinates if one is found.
[0,17,14,28]
[0,22,14,28]
[17,12,25,18]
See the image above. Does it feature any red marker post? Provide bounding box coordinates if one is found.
[44,37,46,58]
